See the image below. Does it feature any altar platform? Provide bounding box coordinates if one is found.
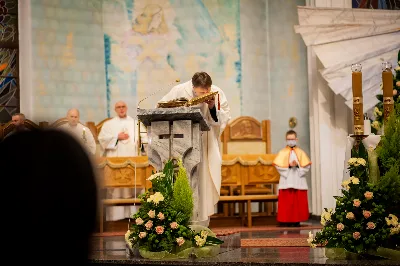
[88,225,398,266]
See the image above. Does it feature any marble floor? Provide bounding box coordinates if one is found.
[88,226,399,265]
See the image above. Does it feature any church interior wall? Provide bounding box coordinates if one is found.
[24,0,309,150]
[20,0,311,210]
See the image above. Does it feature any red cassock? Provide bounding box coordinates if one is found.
[273,146,312,223]
[277,188,309,222]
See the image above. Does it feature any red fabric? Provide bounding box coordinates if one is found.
[277,189,309,223]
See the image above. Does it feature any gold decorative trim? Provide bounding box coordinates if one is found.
[353,97,363,104]
[383,97,394,104]
[353,125,364,135]
[289,117,297,128]
[98,160,150,169]
[157,91,219,108]
[222,156,273,166]
[353,105,362,121]
[97,156,275,168]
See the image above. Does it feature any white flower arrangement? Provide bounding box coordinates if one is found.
[307,232,316,248]
[147,172,165,181]
[194,234,207,247]
[146,192,165,205]
[125,230,134,250]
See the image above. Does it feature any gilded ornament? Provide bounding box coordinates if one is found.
[289,117,297,128]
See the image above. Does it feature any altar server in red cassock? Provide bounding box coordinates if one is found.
[273,130,311,227]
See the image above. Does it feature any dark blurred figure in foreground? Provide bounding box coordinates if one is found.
[0,129,98,264]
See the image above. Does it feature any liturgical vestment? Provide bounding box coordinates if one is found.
[58,123,96,155]
[98,116,145,221]
[158,80,231,226]
[273,146,311,223]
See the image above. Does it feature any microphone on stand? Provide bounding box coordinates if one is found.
[136,79,181,111]
[136,79,180,156]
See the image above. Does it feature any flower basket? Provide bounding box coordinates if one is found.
[125,160,224,260]
[324,248,346,260]
[136,225,221,260]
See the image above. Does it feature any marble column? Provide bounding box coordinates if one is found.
[305,0,352,215]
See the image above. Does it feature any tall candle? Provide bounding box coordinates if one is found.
[364,114,371,135]
[351,63,364,135]
[382,62,394,121]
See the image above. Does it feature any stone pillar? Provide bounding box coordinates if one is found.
[140,107,208,222]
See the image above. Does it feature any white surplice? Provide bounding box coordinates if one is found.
[58,123,96,155]
[158,80,231,226]
[98,116,148,221]
[275,150,310,191]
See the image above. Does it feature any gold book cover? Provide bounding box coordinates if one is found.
[158,91,218,108]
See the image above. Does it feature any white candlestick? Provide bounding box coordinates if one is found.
[364,119,371,135]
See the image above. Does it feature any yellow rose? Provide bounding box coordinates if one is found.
[386,214,399,227]
[346,212,355,220]
[372,121,380,130]
[351,177,360,185]
[348,158,357,166]
[341,180,350,190]
[357,158,366,166]
[390,226,400,235]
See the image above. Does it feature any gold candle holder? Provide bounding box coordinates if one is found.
[382,62,394,121]
[351,63,364,135]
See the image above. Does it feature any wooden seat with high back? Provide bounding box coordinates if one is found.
[91,118,152,232]
[218,116,279,226]
[0,119,46,139]
[97,156,154,232]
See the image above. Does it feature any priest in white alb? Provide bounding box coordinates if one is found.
[98,101,148,221]
[59,108,96,155]
[158,72,231,226]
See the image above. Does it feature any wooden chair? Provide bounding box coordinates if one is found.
[219,154,279,227]
[97,156,154,232]
[220,116,276,217]
[0,119,47,139]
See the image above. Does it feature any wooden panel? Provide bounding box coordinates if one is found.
[103,165,147,188]
[229,116,262,140]
[221,164,241,185]
[97,156,153,189]
[221,116,271,155]
[246,164,280,184]
[227,141,266,154]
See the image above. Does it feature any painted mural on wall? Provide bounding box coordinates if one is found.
[352,0,400,9]
[102,0,242,118]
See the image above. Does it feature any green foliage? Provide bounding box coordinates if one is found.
[311,156,399,254]
[376,103,400,216]
[376,103,400,175]
[172,160,194,222]
[149,160,175,198]
[126,159,223,253]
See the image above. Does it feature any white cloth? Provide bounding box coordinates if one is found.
[275,150,310,191]
[343,135,381,181]
[98,116,148,221]
[158,80,231,225]
[58,123,96,155]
